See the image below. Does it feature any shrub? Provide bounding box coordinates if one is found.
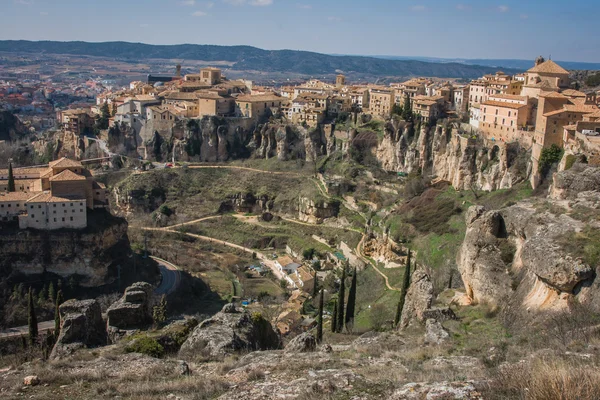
[538,144,564,175]
[125,336,164,358]
[159,205,173,217]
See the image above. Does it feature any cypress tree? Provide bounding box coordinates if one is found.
[345,267,357,332]
[7,162,15,192]
[402,96,413,122]
[28,287,38,346]
[394,250,412,328]
[312,271,318,298]
[316,289,324,344]
[336,266,346,333]
[48,281,55,302]
[331,300,338,333]
[54,290,63,337]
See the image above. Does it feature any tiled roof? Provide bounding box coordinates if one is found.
[481,100,527,110]
[561,89,587,98]
[27,191,85,203]
[543,105,598,117]
[539,91,568,100]
[236,93,282,103]
[49,169,86,182]
[49,157,83,168]
[0,192,41,202]
[276,256,294,267]
[527,60,569,75]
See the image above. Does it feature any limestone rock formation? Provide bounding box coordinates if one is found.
[50,299,107,359]
[424,319,450,345]
[107,282,154,340]
[284,332,317,353]
[457,202,598,323]
[298,197,340,224]
[0,215,130,287]
[179,304,281,358]
[550,164,600,200]
[400,268,434,328]
[376,120,530,191]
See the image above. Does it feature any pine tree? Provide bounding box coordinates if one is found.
[7,162,15,192]
[316,289,324,344]
[394,250,412,328]
[153,295,168,328]
[336,266,346,333]
[331,300,338,333]
[38,285,47,305]
[345,267,357,332]
[48,282,55,302]
[28,288,38,346]
[54,290,63,337]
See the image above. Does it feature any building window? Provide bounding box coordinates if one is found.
[70,217,73,221]
[62,218,65,222]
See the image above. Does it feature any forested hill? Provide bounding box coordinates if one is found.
[0,40,522,79]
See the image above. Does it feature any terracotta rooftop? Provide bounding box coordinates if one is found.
[276,256,295,267]
[489,94,528,102]
[49,157,83,169]
[539,91,568,99]
[49,169,86,182]
[27,192,86,203]
[236,93,282,103]
[481,100,527,110]
[561,89,587,98]
[0,192,41,202]
[527,60,569,75]
[543,105,598,117]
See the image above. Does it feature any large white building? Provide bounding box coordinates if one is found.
[20,193,87,230]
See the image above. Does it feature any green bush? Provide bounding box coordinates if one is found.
[125,336,164,358]
[538,144,564,175]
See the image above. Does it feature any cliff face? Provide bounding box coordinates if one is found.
[0,216,131,287]
[145,117,332,163]
[376,120,531,191]
[456,194,600,325]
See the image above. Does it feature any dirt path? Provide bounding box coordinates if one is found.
[187,165,303,177]
[356,234,400,292]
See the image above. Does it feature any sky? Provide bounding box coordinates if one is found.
[1,0,599,63]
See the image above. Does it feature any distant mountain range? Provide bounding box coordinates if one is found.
[0,40,523,80]
[365,55,600,72]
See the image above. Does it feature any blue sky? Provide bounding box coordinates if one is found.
[2,0,599,62]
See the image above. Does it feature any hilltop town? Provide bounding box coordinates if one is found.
[2,48,600,400]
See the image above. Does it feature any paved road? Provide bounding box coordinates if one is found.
[0,257,182,339]
[152,256,182,296]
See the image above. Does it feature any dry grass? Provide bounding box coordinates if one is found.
[484,356,600,400]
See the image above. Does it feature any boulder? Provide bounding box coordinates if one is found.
[284,332,316,353]
[390,381,482,399]
[23,375,40,386]
[399,268,434,329]
[179,304,281,359]
[50,299,107,359]
[424,319,450,345]
[106,282,154,342]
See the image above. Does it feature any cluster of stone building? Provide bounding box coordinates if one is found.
[0,158,108,230]
[464,57,600,176]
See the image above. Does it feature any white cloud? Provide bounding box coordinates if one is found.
[14,0,34,5]
[192,10,208,16]
[411,5,426,11]
[327,16,342,22]
[205,1,215,8]
[520,14,528,19]
[223,0,273,6]
[140,23,150,27]
[180,0,196,5]
[456,4,471,11]
[39,11,48,15]
[297,3,312,9]
[250,0,273,5]
[498,5,509,12]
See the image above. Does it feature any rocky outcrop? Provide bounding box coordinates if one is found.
[0,215,130,287]
[219,193,274,214]
[298,197,340,224]
[390,381,482,399]
[179,304,281,359]
[400,268,434,328]
[424,319,450,345]
[376,120,530,191]
[284,332,317,353]
[0,111,29,141]
[550,164,600,200]
[457,202,598,323]
[50,299,107,359]
[107,282,154,340]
